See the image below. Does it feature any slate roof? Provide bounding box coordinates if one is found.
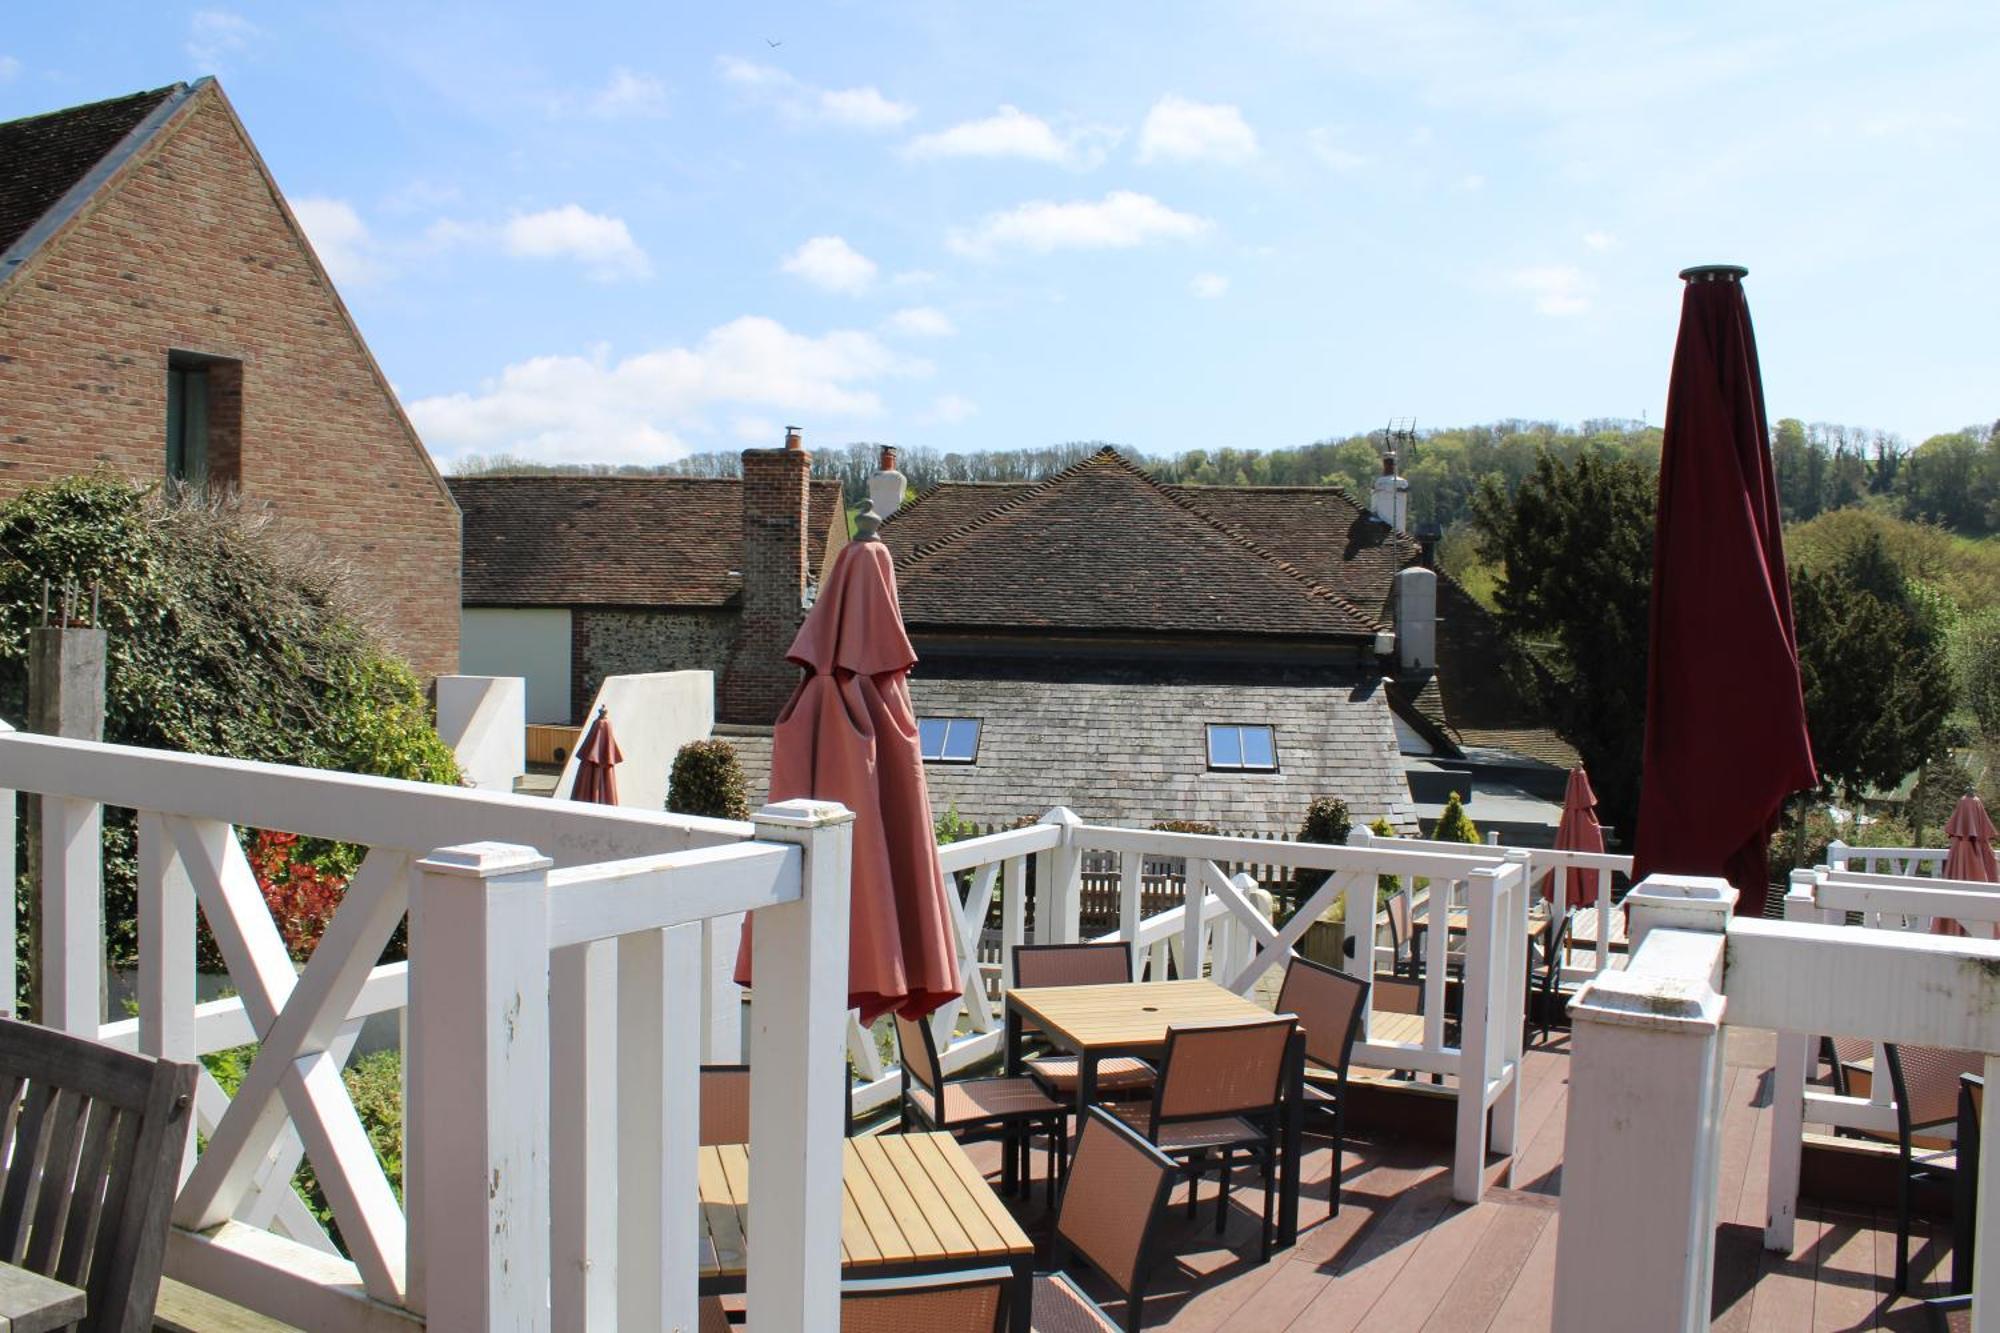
[883,449,1384,640]
[1404,576,1579,769]
[0,85,182,260]
[725,670,1418,836]
[450,475,845,608]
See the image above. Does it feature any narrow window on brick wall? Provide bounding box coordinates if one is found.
[166,351,243,488]
[1206,724,1278,772]
[917,717,982,763]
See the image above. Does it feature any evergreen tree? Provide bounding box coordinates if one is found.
[1432,792,1481,845]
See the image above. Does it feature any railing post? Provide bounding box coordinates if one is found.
[410,842,554,1331]
[1553,877,1735,1333]
[747,800,853,1333]
[1765,869,1820,1252]
[0,719,13,1019]
[1039,807,1084,944]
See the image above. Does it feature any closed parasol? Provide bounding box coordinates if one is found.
[571,705,623,806]
[1545,767,1605,908]
[1933,792,1998,938]
[734,509,961,1023]
[1633,265,1818,916]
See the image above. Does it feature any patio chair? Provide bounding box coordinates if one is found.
[1011,942,1156,1100]
[894,1013,1068,1203]
[1108,1014,1296,1262]
[700,1064,751,1146]
[1274,959,1369,1218]
[1883,1043,1985,1293]
[1033,1107,1179,1333]
[1952,1073,1981,1297]
[0,1013,198,1333]
[1525,911,1573,1047]
[696,1266,1013,1332]
[1386,891,1464,984]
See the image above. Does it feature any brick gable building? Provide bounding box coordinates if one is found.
[0,81,460,676]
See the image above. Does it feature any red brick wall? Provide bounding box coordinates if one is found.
[0,86,460,676]
[718,444,809,723]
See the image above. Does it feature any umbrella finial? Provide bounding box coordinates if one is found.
[1679,263,1749,283]
[853,500,884,541]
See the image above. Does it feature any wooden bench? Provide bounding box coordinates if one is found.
[154,1278,302,1332]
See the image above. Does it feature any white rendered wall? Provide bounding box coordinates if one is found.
[461,608,572,724]
[556,671,715,811]
[435,676,526,793]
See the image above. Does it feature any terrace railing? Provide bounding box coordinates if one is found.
[0,730,851,1333]
[1553,874,2000,1333]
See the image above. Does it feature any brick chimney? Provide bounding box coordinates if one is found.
[719,427,811,722]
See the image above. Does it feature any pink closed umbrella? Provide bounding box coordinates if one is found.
[1544,767,1606,908]
[1933,793,1999,938]
[571,706,623,806]
[733,529,961,1023]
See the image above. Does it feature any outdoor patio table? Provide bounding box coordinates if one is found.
[1004,978,1309,1248]
[0,1261,85,1333]
[699,1131,1034,1332]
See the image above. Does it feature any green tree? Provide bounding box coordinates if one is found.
[1432,791,1481,845]
[1469,451,1656,840]
[1955,609,2000,740]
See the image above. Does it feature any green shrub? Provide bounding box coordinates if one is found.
[1290,796,1352,902]
[0,478,459,981]
[934,802,979,845]
[666,739,752,820]
[1370,815,1402,907]
[1432,791,1482,845]
[1149,819,1220,835]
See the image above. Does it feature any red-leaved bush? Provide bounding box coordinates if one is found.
[248,829,348,963]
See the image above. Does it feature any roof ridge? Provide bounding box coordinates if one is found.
[897,446,1386,634]
[0,84,185,131]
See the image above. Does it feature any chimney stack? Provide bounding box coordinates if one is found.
[720,429,813,722]
[1371,450,1410,533]
[868,444,908,519]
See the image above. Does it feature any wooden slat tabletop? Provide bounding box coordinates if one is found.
[1366,1010,1427,1046]
[1568,906,1629,950]
[1008,979,1281,1052]
[0,1261,86,1333]
[699,1133,1032,1283]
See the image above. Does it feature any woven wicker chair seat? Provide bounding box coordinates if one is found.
[1108,1103,1263,1153]
[1031,1273,1120,1332]
[910,1076,1062,1126]
[1025,1055,1155,1094]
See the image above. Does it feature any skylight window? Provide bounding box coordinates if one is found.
[918,717,982,763]
[1207,724,1277,772]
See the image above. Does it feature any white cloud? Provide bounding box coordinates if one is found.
[407,317,926,466]
[948,190,1212,258]
[884,306,956,337]
[0,56,20,82]
[1138,96,1259,165]
[1505,265,1593,317]
[904,106,1120,169]
[1189,273,1229,299]
[717,57,913,131]
[501,206,651,281]
[731,415,780,443]
[292,197,386,287]
[1582,230,1617,252]
[588,68,668,118]
[186,10,263,69]
[781,235,878,294]
[1306,127,1368,171]
[918,394,978,426]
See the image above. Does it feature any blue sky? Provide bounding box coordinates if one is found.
[5,2,1995,469]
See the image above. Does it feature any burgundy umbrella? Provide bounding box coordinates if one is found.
[734,522,961,1023]
[1544,767,1605,907]
[571,705,623,806]
[1632,266,1818,916]
[1933,793,1998,938]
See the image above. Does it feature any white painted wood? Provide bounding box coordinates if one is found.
[1978,1054,2000,1333]
[0,719,13,1019]
[166,1223,423,1333]
[41,795,101,1033]
[97,963,409,1057]
[1553,927,1730,1333]
[550,940,618,1331]
[935,822,1061,873]
[1001,855,1026,988]
[545,842,800,946]
[1039,808,1084,945]
[0,729,747,867]
[617,925,702,1333]
[409,842,554,1333]
[746,802,852,1333]
[1180,869,1207,982]
[136,812,197,1062]
[1118,853,1144,976]
[701,912,746,1063]
[1724,919,2000,1050]
[1454,869,1494,1202]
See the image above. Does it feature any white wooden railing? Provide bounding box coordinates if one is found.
[1825,836,1952,878]
[0,730,850,1333]
[1553,872,2000,1333]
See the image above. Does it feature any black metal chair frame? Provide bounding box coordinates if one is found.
[896,1015,1068,1204]
[1525,911,1573,1048]
[1884,1043,1969,1296]
[1279,958,1370,1218]
[1041,1107,1180,1333]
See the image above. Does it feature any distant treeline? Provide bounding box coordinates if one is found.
[450,415,2000,536]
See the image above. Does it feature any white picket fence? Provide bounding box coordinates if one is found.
[1554,871,2000,1333]
[0,729,852,1333]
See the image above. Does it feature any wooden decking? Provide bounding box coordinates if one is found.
[962,1028,1962,1330]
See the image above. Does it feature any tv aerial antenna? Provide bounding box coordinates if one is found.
[1382,417,1417,466]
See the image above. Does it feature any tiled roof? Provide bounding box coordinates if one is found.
[885,449,1384,639]
[726,671,1418,835]
[1163,484,1420,621]
[0,86,181,258]
[449,475,845,608]
[1416,576,1578,769]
